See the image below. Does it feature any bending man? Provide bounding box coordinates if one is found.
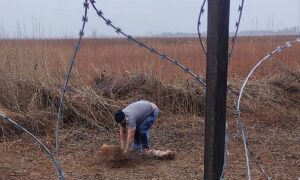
[114,100,159,153]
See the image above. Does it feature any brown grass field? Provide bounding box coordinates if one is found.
[0,36,299,179]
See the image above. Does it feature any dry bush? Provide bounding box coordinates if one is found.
[61,73,206,128]
[0,72,206,134]
[0,107,56,137]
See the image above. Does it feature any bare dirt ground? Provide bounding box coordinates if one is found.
[0,113,299,180]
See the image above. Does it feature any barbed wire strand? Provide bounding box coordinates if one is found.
[55,1,89,179]
[237,37,300,180]
[89,0,206,87]
[0,112,63,179]
[229,0,245,59]
[197,0,244,61]
[248,146,271,180]
[227,86,272,179]
[197,0,207,56]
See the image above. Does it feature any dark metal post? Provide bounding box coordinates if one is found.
[204,0,230,179]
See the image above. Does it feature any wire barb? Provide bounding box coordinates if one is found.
[238,5,242,11]
[149,48,155,52]
[285,41,292,47]
[105,19,112,26]
[235,22,239,27]
[82,16,88,22]
[127,35,132,40]
[79,30,84,36]
[160,53,167,60]
[116,28,121,34]
[83,2,89,8]
[97,10,103,16]
[138,42,144,47]
[184,67,191,73]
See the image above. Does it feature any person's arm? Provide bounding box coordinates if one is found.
[119,124,126,150]
[124,127,136,153]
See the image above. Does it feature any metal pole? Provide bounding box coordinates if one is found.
[204,0,230,179]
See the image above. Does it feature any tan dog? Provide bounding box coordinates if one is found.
[100,144,175,160]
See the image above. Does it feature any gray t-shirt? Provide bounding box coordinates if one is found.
[122,100,153,128]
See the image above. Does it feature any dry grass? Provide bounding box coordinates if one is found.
[1,36,299,82]
[0,36,299,134]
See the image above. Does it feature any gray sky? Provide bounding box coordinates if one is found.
[0,0,299,38]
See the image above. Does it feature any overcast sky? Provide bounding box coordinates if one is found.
[0,0,299,38]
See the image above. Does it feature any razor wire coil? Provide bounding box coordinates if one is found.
[236,37,300,180]
[197,0,244,60]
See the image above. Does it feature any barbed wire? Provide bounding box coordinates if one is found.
[248,145,271,180]
[197,0,207,56]
[55,1,89,179]
[237,37,300,180]
[0,112,63,179]
[229,0,245,59]
[227,1,272,178]
[89,0,206,87]
[197,0,244,61]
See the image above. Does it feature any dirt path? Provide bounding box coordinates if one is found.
[0,115,299,179]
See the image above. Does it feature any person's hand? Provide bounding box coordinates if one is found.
[122,149,132,159]
[123,148,132,154]
[123,148,131,154]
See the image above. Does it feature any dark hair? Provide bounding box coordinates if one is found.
[114,109,125,123]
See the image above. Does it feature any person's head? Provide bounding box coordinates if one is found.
[114,109,125,124]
